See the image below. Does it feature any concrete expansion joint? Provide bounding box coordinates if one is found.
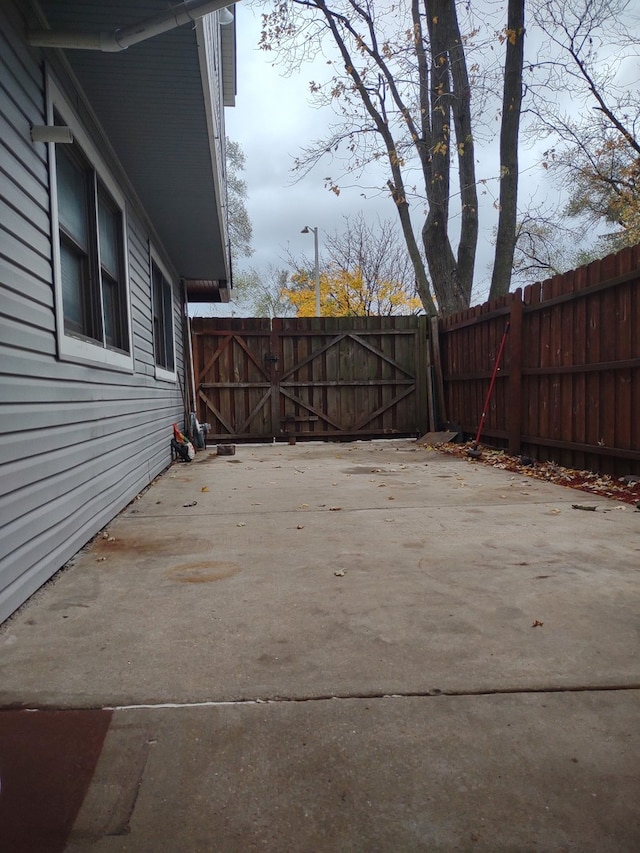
[3,684,639,714]
[102,683,640,709]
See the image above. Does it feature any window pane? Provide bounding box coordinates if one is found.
[56,149,88,248]
[152,263,175,370]
[60,241,84,333]
[153,266,165,365]
[102,276,116,348]
[98,191,128,352]
[162,280,175,371]
[98,195,119,278]
[102,273,129,352]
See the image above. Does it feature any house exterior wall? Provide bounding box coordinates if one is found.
[0,5,189,623]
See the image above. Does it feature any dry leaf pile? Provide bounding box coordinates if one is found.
[437,442,640,506]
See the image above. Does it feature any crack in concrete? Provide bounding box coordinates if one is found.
[105,683,640,709]
[3,684,639,713]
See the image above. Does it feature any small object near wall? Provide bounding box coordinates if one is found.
[217,445,236,456]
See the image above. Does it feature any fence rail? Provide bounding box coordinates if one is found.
[438,245,640,476]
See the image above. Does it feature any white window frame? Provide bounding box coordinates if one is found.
[47,76,134,372]
[150,248,177,383]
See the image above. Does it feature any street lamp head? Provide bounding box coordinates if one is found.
[301,226,310,234]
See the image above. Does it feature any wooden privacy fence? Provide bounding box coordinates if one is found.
[191,316,430,442]
[438,245,640,476]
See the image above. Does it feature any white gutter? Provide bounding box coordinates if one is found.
[28,0,237,52]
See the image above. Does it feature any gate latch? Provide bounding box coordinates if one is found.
[264,353,279,364]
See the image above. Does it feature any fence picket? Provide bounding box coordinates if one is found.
[439,246,640,475]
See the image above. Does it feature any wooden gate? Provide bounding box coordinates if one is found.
[191,316,429,441]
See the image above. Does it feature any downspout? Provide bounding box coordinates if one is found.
[183,284,198,418]
[28,0,237,52]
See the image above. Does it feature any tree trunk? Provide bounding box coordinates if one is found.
[423,0,457,315]
[422,0,475,315]
[446,3,478,307]
[490,0,525,300]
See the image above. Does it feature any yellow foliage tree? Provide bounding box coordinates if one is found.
[283,267,422,317]
[565,136,640,252]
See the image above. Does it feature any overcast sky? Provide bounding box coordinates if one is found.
[218,0,623,314]
[224,3,407,306]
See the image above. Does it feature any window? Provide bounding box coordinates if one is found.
[98,190,128,350]
[152,260,176,377]
[48,79,132,370]
[55,134,129,353]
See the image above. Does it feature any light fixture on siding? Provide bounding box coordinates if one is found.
[31,125,73,144]
[218,7,234,25]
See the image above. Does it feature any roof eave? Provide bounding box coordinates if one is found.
[185,279,231,303]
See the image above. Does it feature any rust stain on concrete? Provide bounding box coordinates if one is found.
[95,533,215,557]
[165,561,241,583]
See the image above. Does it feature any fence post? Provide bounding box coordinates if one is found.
[508,290,523,456]
[429,315,448,427]
[415,316,432,434]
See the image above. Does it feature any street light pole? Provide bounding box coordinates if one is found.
[301,225,320,316]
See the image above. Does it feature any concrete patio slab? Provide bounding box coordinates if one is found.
[0,440,638,850]
[62,692,640,853]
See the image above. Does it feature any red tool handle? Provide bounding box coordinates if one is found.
[473,321,510,447]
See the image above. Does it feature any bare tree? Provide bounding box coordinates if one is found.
[230,266,293,317]
[227,138,254,262]
[510,206,588,285]
[285,214,422,315]
[259,0,525,315]
[528,0,640,251]
[323,213,420,306]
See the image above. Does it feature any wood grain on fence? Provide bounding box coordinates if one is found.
[191,316,429,441]
[439,246,640,475]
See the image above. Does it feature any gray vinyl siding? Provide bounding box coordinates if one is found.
[0,6,188,623]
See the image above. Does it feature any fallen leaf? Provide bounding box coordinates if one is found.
[183,501,197,508]
[201,486,210,493]
[236,522,246,527]
[296,525,305,530]
[334,569,345,577]
[549,508,561,514]
[532,620,544,627]
[329,506,342,511]
[572,504,597,511]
